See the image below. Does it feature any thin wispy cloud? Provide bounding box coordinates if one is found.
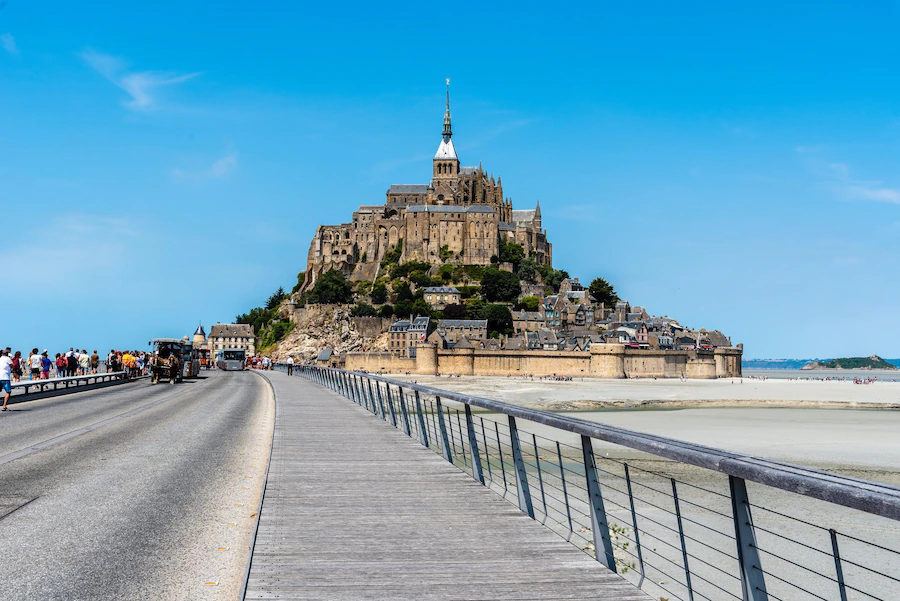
[797,147,900,205]
[171,151,238,181]
[1,33,18,55]
[79,49,200,111]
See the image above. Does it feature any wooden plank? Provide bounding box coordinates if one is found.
[245,372,652,600]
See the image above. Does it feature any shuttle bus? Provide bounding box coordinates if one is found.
[216,348,246,371]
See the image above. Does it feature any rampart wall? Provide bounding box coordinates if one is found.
[343,344,742,379]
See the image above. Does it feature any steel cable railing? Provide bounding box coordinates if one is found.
[287,365,900,601]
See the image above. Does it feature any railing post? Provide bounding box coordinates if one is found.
[381,383,397,427]
[829,529,849,601]
[358,376,370,411]
[465,404,484,484]
[368,379,385,420]
[454,411,468,466]
[434,396,453,463]
[354,375,364,406]
[581,435,616,572]
[531,433,547,518]
[414,390,429,447]
[730,476,769,601]
[495,421,508,493]
[508,416,535,519]
[480,420,493,483]
[397,386,412,437]
[672,479,695,601]
[624,465,645,583]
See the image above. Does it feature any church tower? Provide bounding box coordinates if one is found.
[431,80,460,204]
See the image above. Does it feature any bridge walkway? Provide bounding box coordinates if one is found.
[244,371,651,600]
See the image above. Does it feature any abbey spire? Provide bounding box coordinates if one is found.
[433,78,459,185]
[442,81,453,138]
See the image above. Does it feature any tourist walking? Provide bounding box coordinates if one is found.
[11,351,22,383]
[29,348,41,380]
[40,351,52,380]
[78,350,90,375]
[287,356,294,375]
[0,349,12,410]
[55,353,66,378]
[90,350,99,374]
[66,348,77,377]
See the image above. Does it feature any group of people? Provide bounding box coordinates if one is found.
[247,356,274,370]
[0,347,94,411]
[2,347,101,382]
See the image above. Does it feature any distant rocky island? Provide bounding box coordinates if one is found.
[801,356,899,370]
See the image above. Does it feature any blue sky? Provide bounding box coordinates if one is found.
[1,1,898,358]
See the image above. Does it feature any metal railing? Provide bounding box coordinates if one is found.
[10,372,133,396]
[286,365,900,601]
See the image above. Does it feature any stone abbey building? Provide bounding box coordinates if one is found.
[302,87,552,291]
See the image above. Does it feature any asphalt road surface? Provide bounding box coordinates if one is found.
[0,370,273,600]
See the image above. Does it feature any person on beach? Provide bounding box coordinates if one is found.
[0,349,13,410]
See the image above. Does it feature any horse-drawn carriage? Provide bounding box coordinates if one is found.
[150,338,184,384]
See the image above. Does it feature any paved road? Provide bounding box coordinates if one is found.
[0,370,274,600]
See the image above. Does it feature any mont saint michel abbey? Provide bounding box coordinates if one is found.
[302,87,552,290]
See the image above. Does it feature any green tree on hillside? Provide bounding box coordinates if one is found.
[588,277,619,307]
[308,269,353,304]
[517,295,540,312]
[542,268,570,292]
[480,304,514,338]
[516,258,539,283]
[266,287,286,310]
[498,240,525,268]
[442,303,466,319]
[481,268,522,303]
[371,281,388,304]
[350,303,377,317]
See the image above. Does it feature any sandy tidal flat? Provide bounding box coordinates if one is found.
[394,372,900,410]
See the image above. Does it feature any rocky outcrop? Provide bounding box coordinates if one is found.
[270,304,390,362]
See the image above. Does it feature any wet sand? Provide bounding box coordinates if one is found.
[394,373,900,410]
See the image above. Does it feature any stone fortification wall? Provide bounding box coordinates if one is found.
[344,352,416,373]
[343,344,742,379]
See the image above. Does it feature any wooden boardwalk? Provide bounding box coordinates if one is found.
[245,372,652,600]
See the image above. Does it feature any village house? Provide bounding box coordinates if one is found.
[208,323,256,357]
[435,319,487,344]
[512,310,544,334]
[423,286,461,309]
[389,316,431,357]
